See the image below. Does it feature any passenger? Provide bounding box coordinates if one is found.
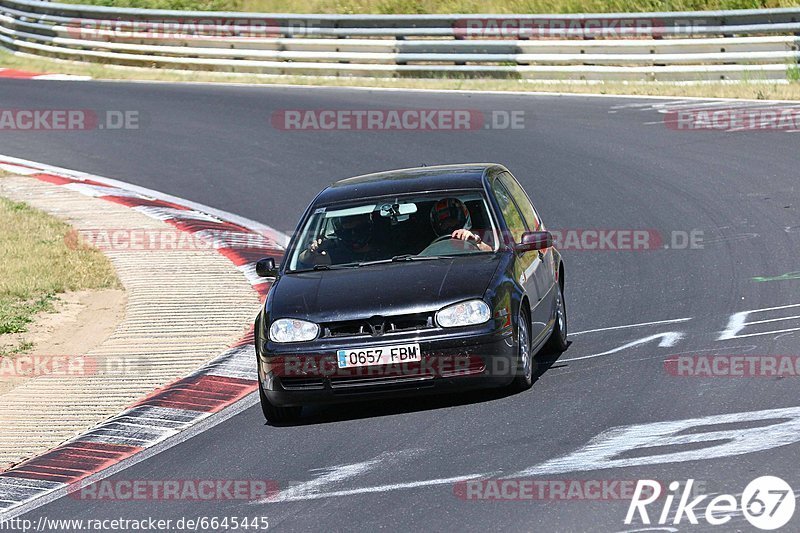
[299,213,384,266]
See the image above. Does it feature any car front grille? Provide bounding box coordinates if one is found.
[321,312,434,338]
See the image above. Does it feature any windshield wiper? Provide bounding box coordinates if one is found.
[292,256,453,272]
[289,262,360,273]
[390,254,453,262]
[354,255,454,267]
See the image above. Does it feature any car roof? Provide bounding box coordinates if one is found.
[314,163,507,205]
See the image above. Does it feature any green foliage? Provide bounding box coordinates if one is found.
[0,196,119,352]
[0,294,53,335]
[787,63,800,83]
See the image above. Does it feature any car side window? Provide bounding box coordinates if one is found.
[491,178,527,244]
[500,172,541,230]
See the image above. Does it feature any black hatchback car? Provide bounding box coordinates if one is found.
[254,164,567,423]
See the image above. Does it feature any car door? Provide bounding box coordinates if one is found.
[499,172,557,338]
[489,176,548,342]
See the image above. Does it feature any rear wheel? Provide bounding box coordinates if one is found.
[545,281,568,353]
[259,382,301,424]
[510,308,534,392]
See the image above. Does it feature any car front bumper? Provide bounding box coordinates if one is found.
[258,327,517,407]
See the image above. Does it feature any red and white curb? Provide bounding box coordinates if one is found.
[0,68,91,80]
[0,155,285,517]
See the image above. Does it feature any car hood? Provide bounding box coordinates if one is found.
[269,254,502,322]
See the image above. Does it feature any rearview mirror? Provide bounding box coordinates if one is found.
[379,202,418,224]
[515,231,553,253]
[255,257,278,278]
[379,202,418,217]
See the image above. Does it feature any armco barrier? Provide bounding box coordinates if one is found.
[0,0,799,81]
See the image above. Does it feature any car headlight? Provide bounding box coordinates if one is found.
[269,318,319,343]
[436,299,491,328]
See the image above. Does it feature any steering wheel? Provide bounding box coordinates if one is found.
[429,234,481,250]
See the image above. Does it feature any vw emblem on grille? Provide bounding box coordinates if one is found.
[367,317,386,336]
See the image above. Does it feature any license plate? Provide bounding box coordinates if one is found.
[337,343,421,369]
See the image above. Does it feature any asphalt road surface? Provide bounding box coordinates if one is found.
[1,79,799,532]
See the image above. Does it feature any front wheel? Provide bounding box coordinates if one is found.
[544,281,568,353]
[510,309,534,392]
[259,383,301,424]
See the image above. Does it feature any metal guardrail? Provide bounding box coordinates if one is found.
[0,0,799,81]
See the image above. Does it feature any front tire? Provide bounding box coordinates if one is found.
[259,382,301,424]
[510,308,534,392]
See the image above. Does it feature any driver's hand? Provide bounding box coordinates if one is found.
[308,238,328,255]
[452,229,476,241]
[300,238,331,266]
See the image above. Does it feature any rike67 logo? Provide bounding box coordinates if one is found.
[625,476,795,530]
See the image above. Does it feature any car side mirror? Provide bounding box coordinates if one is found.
[515,231,552,253]
[255,257,278,278]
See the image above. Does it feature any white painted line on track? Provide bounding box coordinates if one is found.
[570,318,692,336]
[515,405,800,477]
[257,473,489,504]
[561,332,685,363]
[747,314,800,326]
[725,327,800,339]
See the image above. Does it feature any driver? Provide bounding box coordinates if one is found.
[430,198,491,251]
[299,213,383,266]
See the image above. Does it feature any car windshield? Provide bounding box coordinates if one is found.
[287,191,498,272]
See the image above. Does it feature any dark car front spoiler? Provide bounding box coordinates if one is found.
[258,328,517,407]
